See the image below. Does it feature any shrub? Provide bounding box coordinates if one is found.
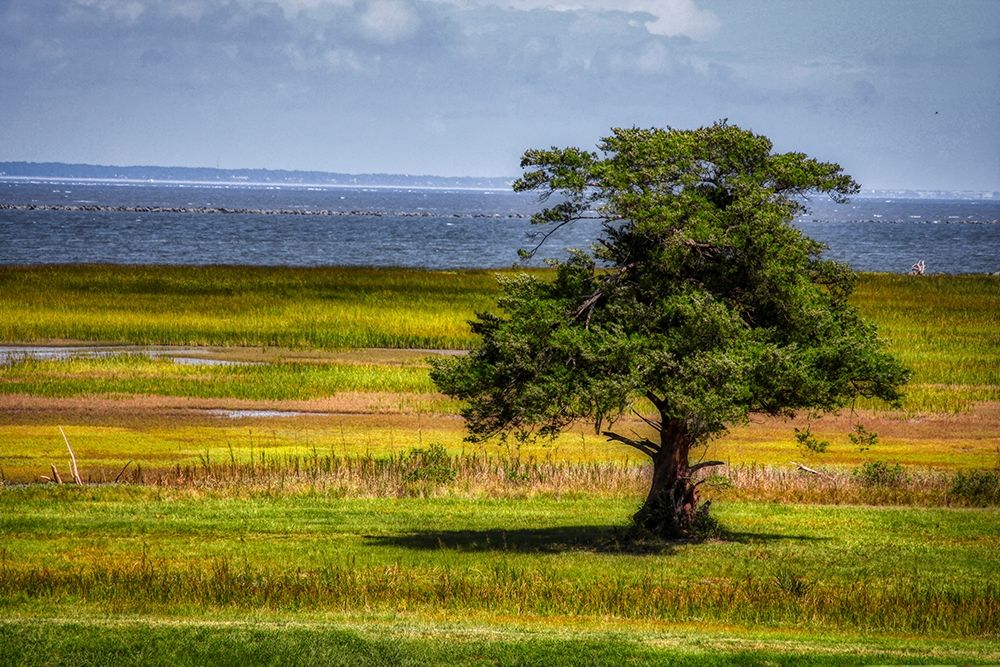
[852,460,905,487]
[403,443,457,485]
[950,470,1000,506]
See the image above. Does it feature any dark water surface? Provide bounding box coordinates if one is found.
[1,180,998,273]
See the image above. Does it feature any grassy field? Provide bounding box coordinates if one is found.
[1,267,997,481]
[1,265,998,662]
[1,488,998,663]
[1,266,998,369]
[0,264,503,349]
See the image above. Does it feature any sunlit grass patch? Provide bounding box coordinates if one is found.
[0,264,507,349]
[852,274,999,386]
[0,354,436,399]
[2,398,998,483]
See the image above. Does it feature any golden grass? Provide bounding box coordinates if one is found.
[2,393,997,483]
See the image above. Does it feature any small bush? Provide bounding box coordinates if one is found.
[403,443,456,485]
[701,473,732,490]
[950,470,1000,506]
[852,460,905,487]
[774,568,810,598]
[688,503,723,541]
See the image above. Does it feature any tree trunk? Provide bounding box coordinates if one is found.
[632,419,707,539]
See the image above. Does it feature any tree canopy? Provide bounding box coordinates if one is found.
[431,121,910,538]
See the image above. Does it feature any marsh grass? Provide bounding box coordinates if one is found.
[2,267,998,660]
[851,273,1000,411]
[15,447,996,507]
[0,264,506,349]
[0,354,436,399]
[1,268,997,413]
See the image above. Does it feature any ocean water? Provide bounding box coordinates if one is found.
[1,180,998,273]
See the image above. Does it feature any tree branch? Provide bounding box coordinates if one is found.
[688,460,725,474]
[520,214,595,259]
[631,408,661,432]
[644,391,665,412]
[602,431,659,458]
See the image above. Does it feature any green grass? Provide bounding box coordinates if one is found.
[1,488,997,642]
[0,264,503,349]
[2,267,998,661]
[0,354,436,399]
[852,273,1000,387]
[2,617,995,665]
[1,267,997,413]
[1,266,996,371]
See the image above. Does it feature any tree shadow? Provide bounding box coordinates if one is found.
[366,525,829,555]
[366,525,677,555]
[720,531,831,544]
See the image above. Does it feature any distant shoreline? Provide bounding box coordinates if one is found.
[0,175,516,193]
[0,161,516,192]
[2,161,997,199]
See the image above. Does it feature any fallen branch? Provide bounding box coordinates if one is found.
[49,464,63,485]
[791,461,832,479]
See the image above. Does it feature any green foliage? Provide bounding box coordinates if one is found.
[433,121,910,448]
[403,444,457,486]
[688,504,724,541]
[794,427,830,454]
[950,470,1000,506]
[702,473,733,490]
[773,569,810,598]
[848,424,879,452]
[433,121,910,537]
[852,461,906,488]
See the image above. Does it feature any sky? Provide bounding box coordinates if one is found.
[1,0,998,191]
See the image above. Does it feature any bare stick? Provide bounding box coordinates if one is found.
[50,464,63,485]
[113,460,133,484]
[60,427,83,485]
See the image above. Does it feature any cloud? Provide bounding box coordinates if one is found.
[2,0,995,188]
[72,0,146,23]
[431,0,718,38]
[357,0,422,44]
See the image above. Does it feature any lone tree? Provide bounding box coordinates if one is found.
[431,121,909,538]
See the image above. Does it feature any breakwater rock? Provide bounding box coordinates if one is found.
[0,203,530,219]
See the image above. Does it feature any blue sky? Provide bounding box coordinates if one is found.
[1,0,997,190]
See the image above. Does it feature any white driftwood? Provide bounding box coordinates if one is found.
[791,461,832,479]
[60,427,83,485]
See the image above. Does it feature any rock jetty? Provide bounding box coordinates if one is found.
[0,203,529,219]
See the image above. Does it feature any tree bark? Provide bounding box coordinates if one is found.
[631,417,707,538]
